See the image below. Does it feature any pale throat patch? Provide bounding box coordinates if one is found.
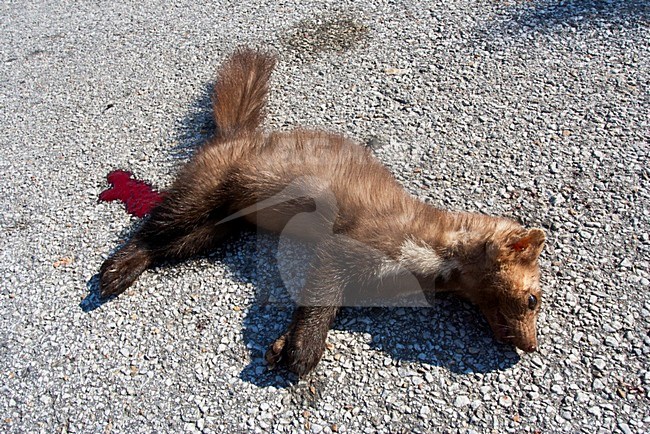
[398,239,457,279]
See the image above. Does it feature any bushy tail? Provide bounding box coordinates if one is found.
[212,47,276,138]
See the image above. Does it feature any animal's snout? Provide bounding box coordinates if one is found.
[522,343,537,353]
[514,333,538,353]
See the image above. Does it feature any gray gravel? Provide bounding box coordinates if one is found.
[1,0,649,432]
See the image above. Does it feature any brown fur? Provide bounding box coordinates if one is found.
[99,47,546,376]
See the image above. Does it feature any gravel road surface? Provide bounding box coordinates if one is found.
[1,0,649,432]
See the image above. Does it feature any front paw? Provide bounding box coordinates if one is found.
[99,244,150,299]
[265,330,327,377]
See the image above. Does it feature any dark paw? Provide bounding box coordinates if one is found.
[98,243,150,299]
[265,331,327,377]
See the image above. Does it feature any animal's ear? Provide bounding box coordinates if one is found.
[505,228,546,262]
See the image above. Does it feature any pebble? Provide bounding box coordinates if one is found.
[620,259,633,268]
[498,396,512,408]
[454,396,471,408]
[593,359,607,371]
[588,406,602,417]
[617,422,633,434]
[551,385,564,395]
[575,391,590,403]
[593,379,606,390]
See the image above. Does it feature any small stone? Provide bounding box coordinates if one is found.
[384,68,410,75]
[550,194,565,206]
[643,371,650,385]
[420,406,430,417]
[575,391,589,403]
[588,406,602,417]
[605,336,619,347]
[618,422,633,434]
[499,396,512,407]
[551,385,564,395]
[527,391,540,400]
[620,258,633,268]
[454,395,471,408]
[593,359,607,371]
[530,357,544,368]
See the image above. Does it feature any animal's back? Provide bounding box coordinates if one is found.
[230,130,415,239]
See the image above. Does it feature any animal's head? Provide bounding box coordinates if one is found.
[478,227,546,352]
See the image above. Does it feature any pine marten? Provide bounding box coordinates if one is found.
[99,48,546,376]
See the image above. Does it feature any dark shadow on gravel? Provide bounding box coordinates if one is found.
[493,0,649,33]
[85,226,520,389]
[232,234,520,392]
[334,301,521,374]
[170,81,216,161]
[80,274,106,312]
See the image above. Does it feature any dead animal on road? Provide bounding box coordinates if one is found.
[98,47,546,376]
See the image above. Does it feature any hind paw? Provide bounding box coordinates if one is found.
[99,243,150,299]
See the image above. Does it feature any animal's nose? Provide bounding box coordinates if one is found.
[524,343,537,353]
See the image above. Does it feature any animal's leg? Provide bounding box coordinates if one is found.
[265,237,367,376]
[98,160,241,299]
[98,204,240,299]
[265,305,339,376]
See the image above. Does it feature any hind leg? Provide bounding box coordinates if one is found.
[98,152,244,298]
[98,200,241,299]
[98,134,263,299]
[98,213,240,299]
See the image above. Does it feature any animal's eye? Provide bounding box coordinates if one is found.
[527,294,538,310]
